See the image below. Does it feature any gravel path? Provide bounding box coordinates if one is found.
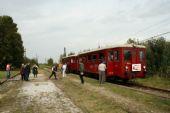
[0,73,83,113]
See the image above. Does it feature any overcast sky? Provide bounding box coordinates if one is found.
[1,0,170,63]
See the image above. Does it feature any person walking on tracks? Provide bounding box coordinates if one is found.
[79,60,85,84]
[98,61,106,84]
[49,64,57,79]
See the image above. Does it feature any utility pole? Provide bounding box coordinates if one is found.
[64,47,66,57]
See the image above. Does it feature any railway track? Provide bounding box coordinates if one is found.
[112,81,170,99]
[40,70,170,99]
[0,73,20,85]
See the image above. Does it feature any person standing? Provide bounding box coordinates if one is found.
[62,63,67,77]
[59,63,63,74]
[24,63,31,81]
[49,64,57,79]
[32,65,38,78]
[20,64,25,80]
[79,61,84,84]
[98,61,106,84]
[27,63,31,79]
[6,64,11,79]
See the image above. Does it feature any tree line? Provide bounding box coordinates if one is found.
[0,15,24,70]
[127,37,170,78]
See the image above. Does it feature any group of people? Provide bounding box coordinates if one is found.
[49,61,106,85]
[20,63,38,81]
[6,61,106,84]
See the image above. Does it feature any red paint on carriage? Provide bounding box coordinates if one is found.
[63,44,146,80]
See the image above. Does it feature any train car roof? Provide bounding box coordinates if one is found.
[78,44,146,55]
[62,54,78,59]
[62,44,145,58]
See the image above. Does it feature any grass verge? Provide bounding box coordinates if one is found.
[0,71,19,79]
[42,69,170,113]
[132,76,170,89]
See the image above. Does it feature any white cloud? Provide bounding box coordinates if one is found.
[0,0,170,63]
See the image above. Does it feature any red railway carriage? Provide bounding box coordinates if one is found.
[62,55,78,73]
[63,44,146,80]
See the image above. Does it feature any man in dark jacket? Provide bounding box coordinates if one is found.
[49,64,57,79]
[79,61,84,84]
[24,63,30,81]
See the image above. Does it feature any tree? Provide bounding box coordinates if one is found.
[0,15,24,69]
[143,37,170,77]
[24,57,38,66]
[127,38,139,44]
[47,58,53,65]
[126,37,170,78]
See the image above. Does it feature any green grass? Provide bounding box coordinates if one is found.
[0,71,19,79]
[132,75,170,89]
[54,76,128,113]
[42,69,170,113]
[66,73,170,113]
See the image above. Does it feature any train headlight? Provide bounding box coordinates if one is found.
[143,66,146,71]
[125,66,128,71]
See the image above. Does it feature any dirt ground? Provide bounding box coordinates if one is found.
[0,73,83,113]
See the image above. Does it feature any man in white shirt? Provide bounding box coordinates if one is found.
[98,61,106,84]
[62,63,67,77]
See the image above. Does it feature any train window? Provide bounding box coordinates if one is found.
[92,54,97,61]
[83,56,86,62]
[114,51,119,61]
[79,58,82,62]
[99,53,104,60]
[139,50,144,61]
[71,59,73,63]
[124,50,131,61]
[88,54,91,61]
[108,51,113,61]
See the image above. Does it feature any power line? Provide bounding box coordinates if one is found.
[129,17,170,38]
[140,31,170,42]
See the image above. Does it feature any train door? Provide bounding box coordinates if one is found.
[113,50,120,76]
[124,49,132,79]
[91,54,98,73]
[107,50,114,77]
